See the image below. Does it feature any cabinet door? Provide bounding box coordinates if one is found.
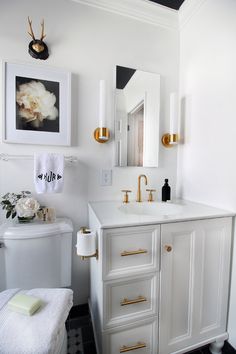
[159,217,232,354]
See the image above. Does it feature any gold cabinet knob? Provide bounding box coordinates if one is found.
[146,189,156,202]
[164,245,172,252]
[121,190,132,203]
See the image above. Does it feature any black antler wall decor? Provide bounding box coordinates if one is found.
[27,17,49,60]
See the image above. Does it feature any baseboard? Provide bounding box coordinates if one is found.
[88,298,100,354]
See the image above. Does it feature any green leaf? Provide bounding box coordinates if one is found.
[6,211,11,218]
[2,200,11,205]
[12,212,17,219]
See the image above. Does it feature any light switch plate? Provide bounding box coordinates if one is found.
[100,169,112,186]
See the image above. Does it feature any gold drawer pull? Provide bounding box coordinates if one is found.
[120,342,147,353]
[120,295,147,306]
[121,249,148,257]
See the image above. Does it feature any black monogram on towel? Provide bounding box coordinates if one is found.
[38,171,62,183]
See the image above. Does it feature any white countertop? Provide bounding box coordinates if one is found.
[88,200,235,229]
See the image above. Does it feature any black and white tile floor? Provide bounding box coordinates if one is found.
[66,304,96,354]
[66,305,236,354]
[67,328,84,354]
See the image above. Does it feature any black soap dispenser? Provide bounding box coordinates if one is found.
[162,179,171,202]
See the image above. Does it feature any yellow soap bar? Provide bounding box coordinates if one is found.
[8,293,42,316]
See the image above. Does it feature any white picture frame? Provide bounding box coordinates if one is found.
[3,61,71,146]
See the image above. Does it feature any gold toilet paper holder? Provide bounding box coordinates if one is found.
[80,249,99,261]
[79,227,99,260]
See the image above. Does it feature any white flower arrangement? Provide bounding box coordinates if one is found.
[1,191,41,221]
[15,197,40,218]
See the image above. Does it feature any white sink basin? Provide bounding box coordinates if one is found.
[118,202,184,216]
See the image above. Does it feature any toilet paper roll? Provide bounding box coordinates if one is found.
[76,230,96,256]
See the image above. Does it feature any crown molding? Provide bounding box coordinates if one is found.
[70,0,178,30]
[179,0,207,29]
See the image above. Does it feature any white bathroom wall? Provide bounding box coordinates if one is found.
[178,0,236,346]
[0,0,179,304]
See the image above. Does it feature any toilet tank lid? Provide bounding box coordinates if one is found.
[0,218,73,239]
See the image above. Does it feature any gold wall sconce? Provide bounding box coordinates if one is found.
[162,92,179,148]
[94,127,110,143]
[161,133,179,147]
[94,80,110,143]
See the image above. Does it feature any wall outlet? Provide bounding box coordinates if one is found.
[100,169,112,186]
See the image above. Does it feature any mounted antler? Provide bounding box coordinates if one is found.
[40,19,46,41]
[27,17,36,40]
[27,16,49,60]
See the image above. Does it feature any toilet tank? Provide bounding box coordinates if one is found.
[0,218,73,291]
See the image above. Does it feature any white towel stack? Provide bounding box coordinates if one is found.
[0,288,73,354]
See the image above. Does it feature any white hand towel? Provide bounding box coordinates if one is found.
[34,153,64,193]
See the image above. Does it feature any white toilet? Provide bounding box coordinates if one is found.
[0,218,73,354]
[0,218,73,291]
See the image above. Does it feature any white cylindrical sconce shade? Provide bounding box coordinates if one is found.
[169,92,178,135]
[99,79,106,128]
[94,79,110,143]
[161,92,179,148]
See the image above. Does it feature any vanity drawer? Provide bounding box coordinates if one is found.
[102,225,160,280]
[104,273,158,328]
[103,318,158,354]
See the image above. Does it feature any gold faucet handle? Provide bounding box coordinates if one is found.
[121,190,132,203]
[146,189,156,202]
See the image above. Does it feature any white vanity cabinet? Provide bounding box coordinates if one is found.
[159,217,232,354]
[88,202,233,354]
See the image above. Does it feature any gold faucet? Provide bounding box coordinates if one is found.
[137,174,148,202]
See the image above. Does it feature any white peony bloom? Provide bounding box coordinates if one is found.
[15,197,40,218]
[16,81,59,128]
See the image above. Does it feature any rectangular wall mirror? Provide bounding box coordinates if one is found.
[114,65,160,167]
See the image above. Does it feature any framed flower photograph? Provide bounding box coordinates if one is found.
[3,62,71,145]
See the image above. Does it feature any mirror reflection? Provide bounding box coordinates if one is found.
[115,65,160,167]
